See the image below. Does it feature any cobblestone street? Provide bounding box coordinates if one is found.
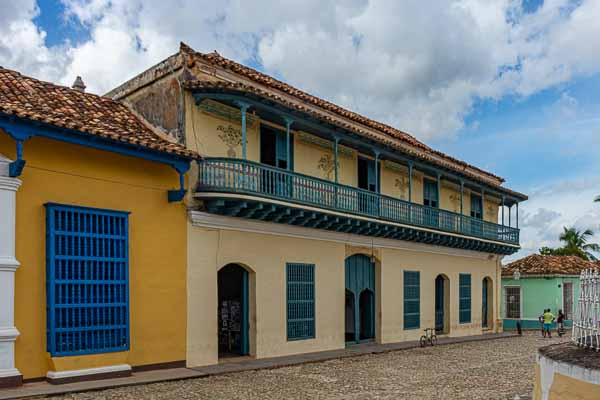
[44,332,568,400]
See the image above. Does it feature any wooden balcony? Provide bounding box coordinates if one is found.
[196,158,520,254]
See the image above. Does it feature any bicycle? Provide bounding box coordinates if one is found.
[419,328,438,347]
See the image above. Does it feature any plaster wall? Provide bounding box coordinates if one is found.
[0,132,187,380]
[186,220,500,367]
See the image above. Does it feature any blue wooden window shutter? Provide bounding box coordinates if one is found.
[459,273,472,323]
[403,271,420,329]
[286,263,315,340]
[45,203,130,356]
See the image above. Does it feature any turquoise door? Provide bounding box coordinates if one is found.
[423,179,439,227]
[482,278,488,328]
[471,194,483,236]
[241,268,249,355]
[345,254,375,344]
[357,158,380,214]
[435,275,444,333]
[260,126,293,197]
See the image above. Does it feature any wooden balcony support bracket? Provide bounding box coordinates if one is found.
[233,101,251,160]
[333,135,340,184]
[284,117,294,171]
[408,162,414,203]
[501,195,505,226]
[459,179,464,215]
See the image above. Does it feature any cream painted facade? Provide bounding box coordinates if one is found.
[186,211,502,366]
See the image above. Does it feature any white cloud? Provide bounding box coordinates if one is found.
[0,0,68,82]
[1,0,599,140]
[1,0,600,259]
[506,176,600,262]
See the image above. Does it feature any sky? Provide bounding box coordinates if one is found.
[1,0,599,261]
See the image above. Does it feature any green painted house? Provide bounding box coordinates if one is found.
[501,254,594,330]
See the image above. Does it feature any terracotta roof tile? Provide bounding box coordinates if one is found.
[180,43,522,194]
[502,254,596,277]
[183,79,527,199]
[0,67,198,159]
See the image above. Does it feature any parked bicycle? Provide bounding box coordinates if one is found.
[419,328,437,347]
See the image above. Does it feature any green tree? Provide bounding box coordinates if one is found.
[558,227,600,261]
[539,246,567,256]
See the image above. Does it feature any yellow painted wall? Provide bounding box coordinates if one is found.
[534,360,600,400]
[379,246,497,342]
[187,225,346,366]
[184,93,260,162]
[186,223,499,366]
[293,135,357,187]
[380,162,408,200]
[0,132,188,379]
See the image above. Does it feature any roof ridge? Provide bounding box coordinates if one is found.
[182,44,505,183]
[0,66,198,159]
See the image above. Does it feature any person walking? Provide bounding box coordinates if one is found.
[543,308,555,338]
[538,309,546,337]
[556,309,565,336]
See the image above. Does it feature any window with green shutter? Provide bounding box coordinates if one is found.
[459,273,472,323]
[286,263,315,340]
[403,271,420,329]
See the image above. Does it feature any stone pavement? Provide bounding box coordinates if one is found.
[0,332,517,400]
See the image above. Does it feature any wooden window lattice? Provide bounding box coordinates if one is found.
[46,203,130,356]
[286,263,315,340]
[404,271,420,329]
[505,286,521,319]
[459,273,472,323]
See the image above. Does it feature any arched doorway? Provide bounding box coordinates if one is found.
[345,254,375,344]
[218,264,249,357]
[482,277,493,329]
[435,274,450,334]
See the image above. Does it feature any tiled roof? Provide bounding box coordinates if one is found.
[183,79,527,199]
[180,43,526,197]
[0,67,198,159]
[502,254,596,277]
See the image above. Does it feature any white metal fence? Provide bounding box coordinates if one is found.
[573,269,600,350]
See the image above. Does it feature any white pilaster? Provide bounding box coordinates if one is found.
[0,155,22,385]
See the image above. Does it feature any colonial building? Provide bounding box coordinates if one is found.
[108,43,527,367]
[501,254,593,330]
[0,68,196,386]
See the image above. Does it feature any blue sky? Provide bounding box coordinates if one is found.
[2,0,600,260]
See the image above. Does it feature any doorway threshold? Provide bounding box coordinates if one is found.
[218,355,253,364]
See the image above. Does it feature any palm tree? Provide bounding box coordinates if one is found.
[558,227,600,261]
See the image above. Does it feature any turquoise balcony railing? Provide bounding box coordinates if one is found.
[197,158,520,245]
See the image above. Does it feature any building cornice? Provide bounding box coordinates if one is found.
[0,176,22,192]
[189,210,498,260]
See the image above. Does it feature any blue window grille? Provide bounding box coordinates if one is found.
[459,273,472,324]
[403,271,420,329]
[286,263,315,340]
[45,203,130,356]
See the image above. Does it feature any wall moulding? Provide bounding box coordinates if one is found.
[296,132,354,158]
[199,99,259,129]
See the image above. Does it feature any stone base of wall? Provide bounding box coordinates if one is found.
[534,343,600,400]
[0,372,22,389]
